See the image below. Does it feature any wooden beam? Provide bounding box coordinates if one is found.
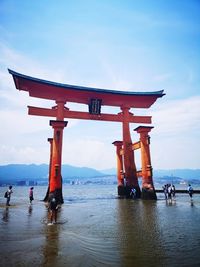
[132,141,141,150]
[28,106,56,117]
[28,106,152,124]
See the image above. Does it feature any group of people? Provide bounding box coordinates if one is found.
[162,184,176,200]
[4,185,59,224]
[4,186,35,206]
[162,183,194,200]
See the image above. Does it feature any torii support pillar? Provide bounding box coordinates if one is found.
[121,107,141,198]
[43,138,53,202]
[49,120,68,204]
[112,141,125,196]
[134,126,157,200]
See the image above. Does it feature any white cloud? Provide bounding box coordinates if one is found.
[150,96,200,169]
[0,144,49,165]
[151,96,200,136]
[62,138,116,170]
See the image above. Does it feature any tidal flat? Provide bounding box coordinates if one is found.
[0,184,200,267]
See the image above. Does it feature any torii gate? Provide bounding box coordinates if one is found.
[8,69,165,201]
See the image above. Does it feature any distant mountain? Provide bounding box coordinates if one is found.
[100,168,200,180]
[0,164,105,183]
[0,164,199,184]
[153,169,200,180]
[100,168,116,175]
[0,164,48,182]
[61,165,105,178]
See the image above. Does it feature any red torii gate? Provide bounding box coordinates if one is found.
[8,69,165,201]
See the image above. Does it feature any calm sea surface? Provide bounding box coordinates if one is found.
[0,184,200,267]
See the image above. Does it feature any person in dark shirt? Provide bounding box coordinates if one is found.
[188,184,194,199]
[48,195,58,224]
[6,186,13,206]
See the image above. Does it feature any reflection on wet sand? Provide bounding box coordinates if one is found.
[42,207,61,267]
[2,207,9,222]
[165,197,176,206]
[0,185,200,267]
[28,204,33,216]
[117,199,165,267]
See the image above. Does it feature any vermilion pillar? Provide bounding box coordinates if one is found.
[134,126,156,200]
[48,138,54,184]
[55,100,66,120]
[43,138,53,202]
[121,107,141,197]
[112,141,125,195]
[49,120,68,203]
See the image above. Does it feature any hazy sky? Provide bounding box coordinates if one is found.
[0,0,200,170]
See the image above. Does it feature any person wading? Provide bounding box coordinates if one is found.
[5,185,13,206]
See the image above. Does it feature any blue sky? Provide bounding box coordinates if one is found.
[0,0,200,170]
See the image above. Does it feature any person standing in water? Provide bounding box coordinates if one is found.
[188,184,194,199]
[29,187,34,204]
[5,185,13,206]
[48,194,59,224]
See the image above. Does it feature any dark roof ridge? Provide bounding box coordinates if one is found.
[8,69,165,97]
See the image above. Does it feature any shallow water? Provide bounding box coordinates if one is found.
[0,184,200,267]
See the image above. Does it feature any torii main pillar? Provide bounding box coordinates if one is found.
[134,126,156,200]
[49,120,68,203]
[121,107,141,198]
[43,138,53,202]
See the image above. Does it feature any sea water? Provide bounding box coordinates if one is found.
[0,184,200,267]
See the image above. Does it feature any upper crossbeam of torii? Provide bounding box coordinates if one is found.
[8,69,165,200]
[8,69,164,123]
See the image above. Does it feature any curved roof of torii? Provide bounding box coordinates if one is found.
[8,69,165,108]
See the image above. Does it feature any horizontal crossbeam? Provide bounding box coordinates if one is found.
[28,106,152,124]
[132,141,141,150]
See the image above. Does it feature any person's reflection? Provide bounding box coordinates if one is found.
[165,198,176,207]
[2,207,9,222]
[28,204,33,216]
[42,207,61,266]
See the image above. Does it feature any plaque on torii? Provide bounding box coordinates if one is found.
[9,69,165,200]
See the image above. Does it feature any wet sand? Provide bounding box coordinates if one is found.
[0,185,200,267]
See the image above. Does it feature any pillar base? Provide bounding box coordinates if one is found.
[118,185,141,198]
[141,187,157,200]
[49,188,64,204]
